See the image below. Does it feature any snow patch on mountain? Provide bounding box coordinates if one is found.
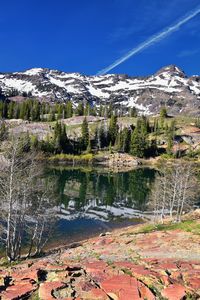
[0,65,200,115]
[1,78,36,93]
[87,85,110,98]
[48,76,67,88]
[23,68,44,76]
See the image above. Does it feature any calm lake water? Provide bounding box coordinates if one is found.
[45,166,156,247]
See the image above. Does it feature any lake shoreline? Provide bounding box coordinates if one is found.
[43,152,200,169]
[43,217,145,255]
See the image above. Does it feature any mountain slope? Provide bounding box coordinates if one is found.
[0,65,200,115]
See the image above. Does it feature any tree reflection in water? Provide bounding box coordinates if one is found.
[47,167,156,219]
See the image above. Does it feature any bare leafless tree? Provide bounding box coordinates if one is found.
[149,161,199,223]
[25,178,56,257]
[0,139,57,261]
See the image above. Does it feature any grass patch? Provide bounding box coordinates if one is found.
[136,220,200,235]
[30,291,40,300]
[122,268,133,276]
[49,153,94,164]
[0,257,22,268]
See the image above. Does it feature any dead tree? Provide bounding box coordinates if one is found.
[149,161,198,223]
[25,178,57,257]
[0,139,56,261]
[150,169,170,223]
[173,162,198,222]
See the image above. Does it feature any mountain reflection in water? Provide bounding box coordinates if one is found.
[45,167,156,244]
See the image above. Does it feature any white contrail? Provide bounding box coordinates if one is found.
[97,5,200,75]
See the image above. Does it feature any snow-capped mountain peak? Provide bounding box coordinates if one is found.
[0,65,199,115]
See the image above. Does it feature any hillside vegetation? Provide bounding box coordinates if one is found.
[0,100,200,164]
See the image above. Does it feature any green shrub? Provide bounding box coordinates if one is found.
[49,153,94,164]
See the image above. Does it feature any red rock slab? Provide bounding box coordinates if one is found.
[0,270,9,276]
[114,262,151,275]
[10,268,38,282]
[84,261,111,283]
[94,238,114,246]
[44,264,69,271]
[183,269,200,276]
[32,259,61,270]
[101,275,141,300]
[31,260,49,268]
[113,261,138,269]
[144,259,178,272]
[161,284,186,300]
[143,258,159,264]
[73,278,94,295]
[159,274,172,286]
[129,265,156,277]
[1,281,37,300]
[192,263,200,270]
[86,288,108,300]
[177,262,193,270]
[166,229,183,234]
[171,270,184,281]
[182,269,200,288]
[84,261,108,275]
[157,262,178,271]
[114,262,159,279]
[64,299,81,300]
[84,261,108,270]
[63,298,81,300]
[136,238,156,247]
[39,281,66,300]
[9,262,30,271]
[138,281,156,300]
[186,277,200,290]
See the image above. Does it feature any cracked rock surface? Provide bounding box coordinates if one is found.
[1,223,200,299]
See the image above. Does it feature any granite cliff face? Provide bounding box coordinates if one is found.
[0,65,200,115]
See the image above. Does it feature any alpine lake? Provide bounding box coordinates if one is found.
[45,165,156,249]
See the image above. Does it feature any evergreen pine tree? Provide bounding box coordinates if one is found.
[56,104,62,120]
[130,128,140,156]
[121,127,131,153]
[31,101,40,121]
[84,103,90,116]
[86,139,92,153]
[99,105,103,117]
[8,102,14,119]
[159,107,168,130]
[30,135,39,151]
[166,132,173,155]
[129,107,137,117]
[60,123,69,153]
[160,107,168,118]
[0,122,8,141]
[81,117,89,151]
[195,117,200,128]
[108,115,118,146]
[3,102,8,119]
[53,122,62,153]
[130,119,148,158]
[96,123,107,149]
[66,102,73,118]
[0,102,3,118]
[76,103,84,116]
[48,107,56,122]
[19,132,31,152]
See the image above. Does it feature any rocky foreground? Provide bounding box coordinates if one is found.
[1,221,200,299]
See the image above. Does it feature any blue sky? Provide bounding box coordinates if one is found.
[0,0,200,76]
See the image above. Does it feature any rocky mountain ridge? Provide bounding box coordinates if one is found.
[0,65,200,115]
